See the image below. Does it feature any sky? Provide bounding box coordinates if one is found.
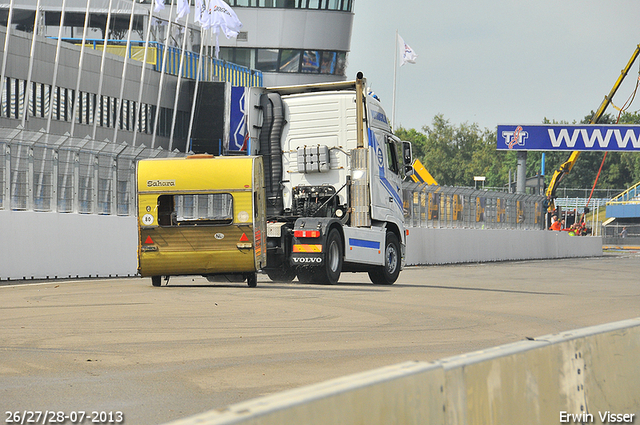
[346,0,640,132]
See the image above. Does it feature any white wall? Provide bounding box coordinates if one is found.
[405,228,602,266]
[0,210,138,281]
[0,211,602,281]
[230,9,354,51]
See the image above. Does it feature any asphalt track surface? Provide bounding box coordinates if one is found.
[1,252,639,424]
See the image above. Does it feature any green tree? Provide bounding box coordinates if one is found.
[397,115,508,187]
[396,111,640,191]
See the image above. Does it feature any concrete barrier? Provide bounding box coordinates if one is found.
[0,211,602,280]
[405,228,602,266]
[165,362,447,425]
[164,318,640,425]
[0,210,137,280]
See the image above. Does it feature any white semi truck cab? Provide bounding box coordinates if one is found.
[246,72,413,285]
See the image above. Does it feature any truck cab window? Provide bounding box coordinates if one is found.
[386,137,399,175]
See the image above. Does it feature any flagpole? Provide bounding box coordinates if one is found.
[151,0,177,149]
[132,5,154,147]
[46,0,67,133]
[0,0,15,121]
[91,0,115,140]
[22,0,42,127]
[113,0,138,145]
[391,29,398,131]
[186,28,206,153]
[169,19,190,150]
[70,0,91,137]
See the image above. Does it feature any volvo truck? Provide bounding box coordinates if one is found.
[138,73,413,286]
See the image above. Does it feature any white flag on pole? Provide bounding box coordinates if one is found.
[398,35,417,66]
[195,0,207,27]
[176,0,190,21]
[154,0,165,13]
[209,0,243,39]
[200,0,242,58]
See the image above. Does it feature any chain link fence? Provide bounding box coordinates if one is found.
[602,223,640,246]
[2,127,607,235]
[0,127,183,215]
[403,182,546,230]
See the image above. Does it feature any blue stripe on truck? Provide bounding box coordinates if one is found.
[349,238,380,249]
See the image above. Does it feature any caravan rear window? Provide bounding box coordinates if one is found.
[157,193,233,226]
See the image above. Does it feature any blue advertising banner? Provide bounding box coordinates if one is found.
[229,86,248,152]
[497,124,640,151]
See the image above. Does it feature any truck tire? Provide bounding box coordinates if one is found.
[246,273,257,287]
[296,228,343,285]
[266,267,297,282]
[368,232,400,285]
[319,228,343,284]
[151,276,162,287]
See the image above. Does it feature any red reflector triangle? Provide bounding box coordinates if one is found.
[239,233,250,242]
[144,236,154,244]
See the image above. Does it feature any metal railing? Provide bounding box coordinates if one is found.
[0,127,183,215]
[402,182,546,230]
[55,38,263,88]
[606,181,640,205]
[554,197,609,212]
[485,187,627,200]
[552,197,606,237]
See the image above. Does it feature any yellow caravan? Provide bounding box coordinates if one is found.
[137,155,266,287]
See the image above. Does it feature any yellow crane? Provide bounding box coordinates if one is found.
[545,44,640,212]
[410,158,438,185]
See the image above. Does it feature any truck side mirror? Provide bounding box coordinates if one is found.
[402,141,414,176]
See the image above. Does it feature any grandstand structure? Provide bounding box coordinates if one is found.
[606,182,640,219]
[0,0,355,212]
[603,182,640,243]
[0,0,354,151]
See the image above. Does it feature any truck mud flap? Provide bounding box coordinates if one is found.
[290,254,324,266]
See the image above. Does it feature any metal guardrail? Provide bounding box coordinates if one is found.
[0,127,183,215]
[402,182,546,230]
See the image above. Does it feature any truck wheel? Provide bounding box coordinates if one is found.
[368,232,400,285]
[266,267,297,282]
[246,273,257,287]
[319,228,343,284]
[151,276,162,287]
